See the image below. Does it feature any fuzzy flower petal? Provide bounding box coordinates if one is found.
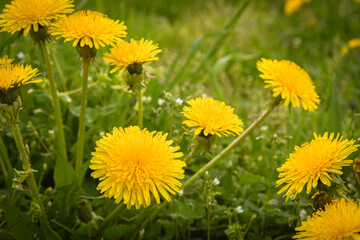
[257,58,320,112]
[181,96,244,137]
[276,133,359,201]
[49,10,127,49]
[294,199,360,239]
[0,63,40,93]
[90,126,186,209]
[284,0,311,16]
[0,55,14,67]
[103,38,162,73]
[0,0,74,36]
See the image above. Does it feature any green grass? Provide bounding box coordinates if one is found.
[0,0,360,239]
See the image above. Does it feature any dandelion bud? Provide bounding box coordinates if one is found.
[76,200,92,224]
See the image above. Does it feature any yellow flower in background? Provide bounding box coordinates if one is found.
[294,199,360,239]
[276,132,359,201]
[0,64,40,93]
[49,10,127,49]
[0,55,14,67]
[90,126,186,209]
[103,38,162,74]
[0,0,74,36]
[257,58,320,112]
[182,96,244,137]
[284,0,311,16]
[341,38,360,55]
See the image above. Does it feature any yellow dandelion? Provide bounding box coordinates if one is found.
[0,0,74,36]
[0,63,40,93]
[49,10,127,49]
[341,38,360,55]
[103,38,162,74]
[294,198,360,239]
[0,55,14,67]
[276,132,359,201]
[257,58,320,112]
[181,96,244,137]
[284,0,311,16]
[90,126,186,209]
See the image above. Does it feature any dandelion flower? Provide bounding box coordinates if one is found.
[103,38,162,74]
[0,55,14,67]
[49,10,127,49]
[0,64,40,93]
[182,96,244,137]
[284,0,311,16]
[276,132,359,201]
[341,38,360,55]
[0,0,74,36]
[257,58,320,111]
[90,126,186,209]
[294,198,360,239]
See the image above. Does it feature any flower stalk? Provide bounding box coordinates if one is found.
[98,203,125,235]
[75,58,91,172]
[40,41,67,162]
[138,89,143,129]
[1,97,61,240]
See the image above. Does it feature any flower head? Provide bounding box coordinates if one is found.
[0,55,14,67]
[341,38,360,55]
[0,64,40,93]
[294,198,360,239]
[182,96,243,137]
[0,63,40,103]
[0,0,74,36]
[276,132,359,201]
[90,126,186,209]
[49,10,127,49]
[257,58,320,111]
[284,0,311,16]
[103,38,162,74]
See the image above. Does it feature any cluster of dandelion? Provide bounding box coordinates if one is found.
[0,0,358,239]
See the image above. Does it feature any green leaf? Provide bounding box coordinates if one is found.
[6,206,40,240]
[103,225,136,240]
[178,201,205,220]
[54,159,77,188]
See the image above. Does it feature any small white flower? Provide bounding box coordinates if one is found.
[17,52,24,59]
[142,96,152,103]
[165,92,172,98]
[299,209,307,220]
[178,190,183,196]
[175,98,184,105]
[358,138,360,141]
[201,93,207,97]
[260,125,269,131]
[157,98,165,106]
[208,201,212,206]
[213,178,220,185]
[289,194,295,201]
[205,171,209,176]
[99,131,105,136]
[235,206,244,213]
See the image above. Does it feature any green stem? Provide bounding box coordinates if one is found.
[40,41,67,163]
[0,154,8,184]
[75,59,90,172]
[182,106,274,190]
[98,204,125,235]
[0,136,13,185]
[9,122,61,240]
[295,204,302,226]
[138,90,143,129]
[184,144,200,164]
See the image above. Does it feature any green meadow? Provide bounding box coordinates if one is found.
[0,0,359,239]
